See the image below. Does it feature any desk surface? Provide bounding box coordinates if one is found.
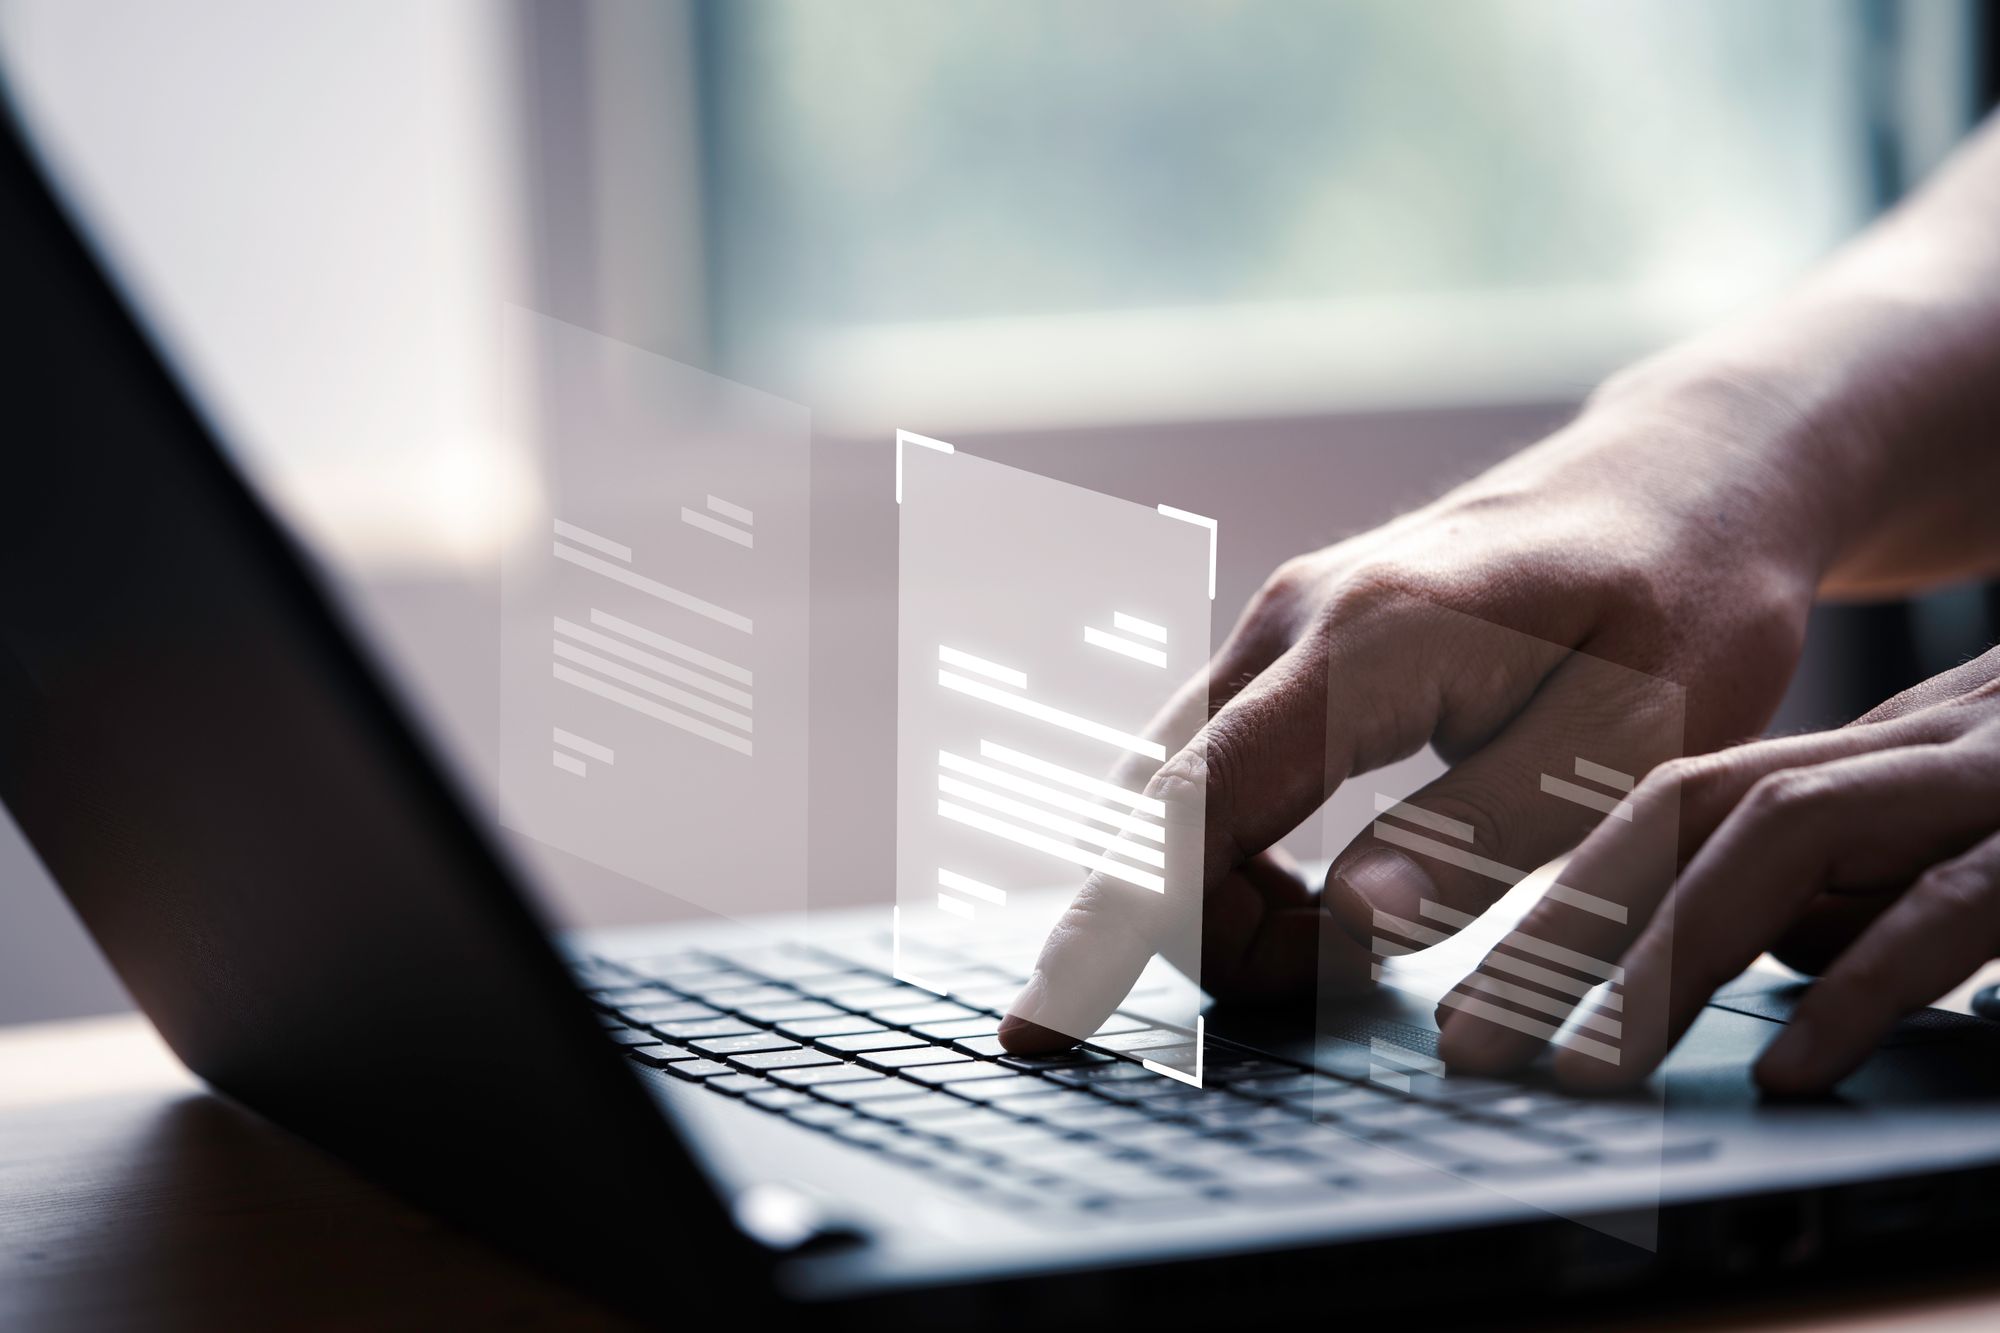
[5,1014,2000,1332]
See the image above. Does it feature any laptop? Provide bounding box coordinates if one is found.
[6,85,2000,1327]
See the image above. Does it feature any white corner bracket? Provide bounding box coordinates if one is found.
[895,428,956,504]
[1142,1015,1205,1088]
[1154,504,1217,600]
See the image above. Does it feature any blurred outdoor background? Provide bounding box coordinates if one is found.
[1,0,1992,1023]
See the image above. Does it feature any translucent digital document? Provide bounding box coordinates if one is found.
[498,308,809,920]
[896,433,1212,1082]
[1317,602,1686,1247]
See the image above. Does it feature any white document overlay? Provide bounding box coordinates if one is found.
[498,308,809,921]
[896,435,1212,1082]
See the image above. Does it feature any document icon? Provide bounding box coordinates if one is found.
[896,434,1212,1082]
[498,309,809,923]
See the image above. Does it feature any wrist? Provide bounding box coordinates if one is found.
[1575,338,1882,590]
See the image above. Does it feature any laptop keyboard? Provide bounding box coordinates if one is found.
[574,940,1705,1223]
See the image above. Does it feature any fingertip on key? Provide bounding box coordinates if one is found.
[1435,1008,1538,1077]
[1752,1025,1836,1098]
[995,1013,1076,1055]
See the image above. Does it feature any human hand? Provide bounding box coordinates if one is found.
[1437,642,2000,1095]
[999,373,1835,1053]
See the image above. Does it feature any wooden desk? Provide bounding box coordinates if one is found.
[0,1016,629,1332]
[5,1015,1999,1332]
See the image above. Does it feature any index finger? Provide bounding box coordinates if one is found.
[998,632,1337,1050]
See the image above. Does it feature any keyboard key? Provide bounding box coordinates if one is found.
[1232,1072,1349,1099]
[708,1074,775,1096]
[948,1034,1014,1058]
[1481,1093,1588,1121]
[811,972,903,996]
[626,1044,698,1067]
[818,1030,926,1054]
[997,1047,1115,1071]
[653,1018,759,1041]
[992,1089,1100,1116]
[710,946,848,981]
[1205,1056,1295,1083]
[914,1017,1004,1040]
[947,982,1023,1008]
[690,983,795,1007]
[814,1080,947,1106]
[948,1077,1064,1104]
[785,1103,859,1129]
[868,1001,980,1025]
[1087,1015,1149,1038]
[603,1027,662,1046]
[734,1048,841,1072]
[834,985,935,1010]
[1111,1081,1225,1107]
[850,1091,970,1121]
[830,1119,909,1149]
[746,1088,813,1110]
[1088,1029,1194,1054]
[1328,1144,1465,1192]
[1400,1126,1575,1171]
[1327,1102,1459,1136]
[592,986,673,1008]
[1031,1101,1153,1132]
[772,1064,883,1087]
[1288,1082,1393,1114]
[903,1107,1030,1137]
[860,1046,973,1070]
[903,1062,1018,1087]
[617,951,719,979]
[1103,1120,1213,1151]
[737,1001,844,1023]
[570,959,638,990]
[1047,1062,1157,1087]
[670,975,765,1001]
[776,1015,885,1039]
[1411,1074,1519,1104]
[1233,1118,1334,1146]
[663,1059,735,1080]
[690,1033,798,1056]
[1187,1103,1307,1132]
[622,1000,725,1024]
[940,1076,1060,1105]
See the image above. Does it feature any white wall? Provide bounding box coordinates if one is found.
[0,0,526,1021]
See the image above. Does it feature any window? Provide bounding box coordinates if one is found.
[700,0,1974,429]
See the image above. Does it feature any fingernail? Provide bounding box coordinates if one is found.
[1003,969,1048,1025]
[1337,847,1434,925]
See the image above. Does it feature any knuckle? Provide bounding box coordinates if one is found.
[1737,768,1827,824]
[1247,555,1317,619]
[1913,860,1997,923]
[1598,553,1677,629]
[1229,556,1322,658]
[1329,560,1430,621]
[1640,753,1731,824]
[1641,754,1701,802]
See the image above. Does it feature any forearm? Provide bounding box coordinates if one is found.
[1591,112,2000,599]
